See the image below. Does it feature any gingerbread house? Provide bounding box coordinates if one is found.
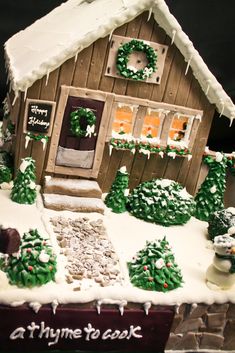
[2,0,235,206]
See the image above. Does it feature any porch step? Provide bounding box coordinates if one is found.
[43,194,105,214]
[44,177,102,199]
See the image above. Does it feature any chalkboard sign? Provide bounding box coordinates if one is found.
[26,101,54,133]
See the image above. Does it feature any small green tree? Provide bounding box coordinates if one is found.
[11,157,37,204]
[208,208,235,241]
[128,237,183,292]
[1,229,57,288]
[195,153,228,221]
[105,166,129,213]
[0,165,12,184]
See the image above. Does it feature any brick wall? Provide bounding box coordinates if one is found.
[166,303,235,351]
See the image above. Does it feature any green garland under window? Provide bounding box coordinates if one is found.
[109,137,191,158]
[26,133,49,142]
[116,39,157,81]
[70,108,96,138]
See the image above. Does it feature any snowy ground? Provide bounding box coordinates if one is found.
[0,189,235,308]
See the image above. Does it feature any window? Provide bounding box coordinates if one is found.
[111,103,137,137]
[141,108,164,141]
[168,113,194,146]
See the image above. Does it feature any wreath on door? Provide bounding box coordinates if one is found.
[116,39,157,81]
[70,108,96,138]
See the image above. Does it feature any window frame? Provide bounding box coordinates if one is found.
[107,94,203,155]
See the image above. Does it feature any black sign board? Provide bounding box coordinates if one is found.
[0,304,174,352]
[26,102,53,133]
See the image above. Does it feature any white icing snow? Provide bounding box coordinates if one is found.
[215,152,223,162]
[155,179,173,188]
[19,159,31,173]
[44,177,101,193]
[4,0,235,122]
[178,188,191,200]
[210,185,217,194]
[39,250,50,263]
[0,189,235,307]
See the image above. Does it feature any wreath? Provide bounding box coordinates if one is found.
[116,39,157,81]
[70,108,96,138]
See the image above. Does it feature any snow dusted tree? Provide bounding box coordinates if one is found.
[105,166,129,213]
[195,153,228,221]
[11,157,37,204]
[128,178,195,226]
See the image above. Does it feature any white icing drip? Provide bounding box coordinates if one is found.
[119,300,127,316]
[143,301,151,315]
[109,144,113,156]
[24,88,28,101]
[51,299,59,315]
[189,302,198,315]
[171,29,176,45]
[174,304,180,314]
[12,94,18,106]
[45,70,50,86]
[109,29,114,41]
[29,302,42,313]
[96,300,102,315]
[147,7,152,21]
[25,135,31,149]
[185,54,193,75]
[41,138,47,151]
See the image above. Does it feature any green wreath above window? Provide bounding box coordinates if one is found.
[70,108,96,138]
[116,39,157,81]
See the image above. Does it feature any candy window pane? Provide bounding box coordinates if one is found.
[112,105,134,135]
[168,115,190,142]
[141,110,162,139]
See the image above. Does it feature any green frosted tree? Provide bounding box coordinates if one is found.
[195,153,228,221]
[2,229,57,288]
[105,166,129,213]
[128,237,183,292]
[11,157,37,204]
[208,208,235,241]
[0,166,12,184]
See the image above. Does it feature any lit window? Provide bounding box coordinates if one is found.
[141,109,163,140]
[112,104,136,136]
[168,114,193,145]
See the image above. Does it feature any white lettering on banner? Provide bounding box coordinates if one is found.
[9,322,143,346]
[28,116,50,129]
[30,105,48,116]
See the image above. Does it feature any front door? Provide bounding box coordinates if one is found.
[56,96,104,169]
[46,86,113,178]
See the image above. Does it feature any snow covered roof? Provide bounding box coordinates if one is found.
[4,0,235,123]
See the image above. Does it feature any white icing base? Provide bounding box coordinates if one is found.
[0,189,234,307]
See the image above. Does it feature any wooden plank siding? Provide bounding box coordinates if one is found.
[14,11,216,196]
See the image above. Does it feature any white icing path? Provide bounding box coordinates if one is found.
[0,189,234,306]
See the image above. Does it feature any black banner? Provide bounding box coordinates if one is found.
[0,304,174,352]
[26,102,53,133]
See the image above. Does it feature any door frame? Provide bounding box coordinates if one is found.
[45,86,114,178]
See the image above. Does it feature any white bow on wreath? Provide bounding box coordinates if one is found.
[85,124,96,138]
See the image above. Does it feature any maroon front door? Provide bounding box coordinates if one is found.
[56,96,105,169]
